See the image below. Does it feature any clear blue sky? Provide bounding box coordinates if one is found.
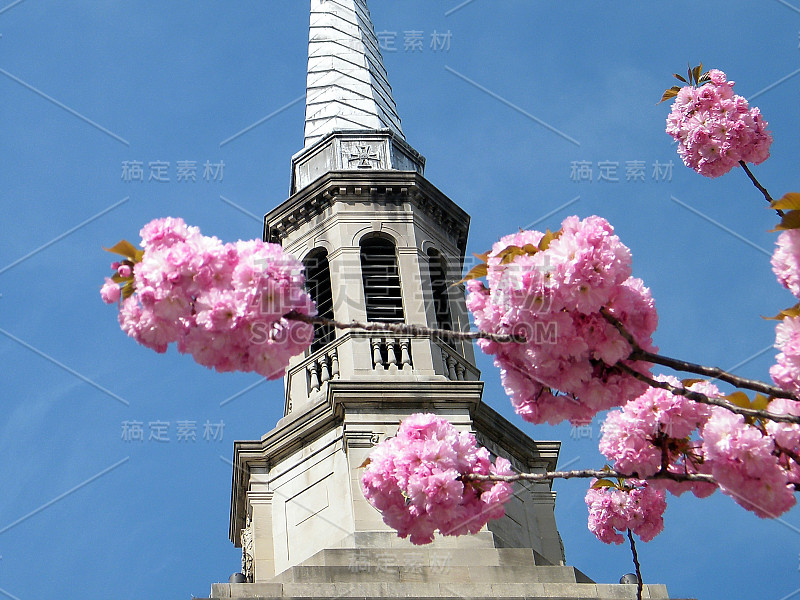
[1,1,800,598]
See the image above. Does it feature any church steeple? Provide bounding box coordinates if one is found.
[304,0,404,147]
[214,1,587,594]
[202,5,680,597]
[290,0,423,194]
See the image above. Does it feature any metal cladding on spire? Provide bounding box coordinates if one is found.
[304,0,405,148]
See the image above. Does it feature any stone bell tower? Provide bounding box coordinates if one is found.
[203,2,674,598]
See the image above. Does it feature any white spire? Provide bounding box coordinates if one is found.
[304,0,405,148]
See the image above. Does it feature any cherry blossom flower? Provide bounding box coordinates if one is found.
[361,413,514,545]
[585,481,667,544]
[466,215,658,425]
[101,217,315,379]
[772,230,800,299]
[666,69,771,178]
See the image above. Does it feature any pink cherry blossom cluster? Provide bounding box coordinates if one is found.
[770,232,800,393]
[585,481,666,545]
[599,376,716,499]
[702,406,796,518]
[361,413,514,545]
[599,376,798,523]
[666,69,771,178]
[466,215,658,425]
[100,217,315,379]
[765,397,800,487]
[772,230,800,299]
[770,316,800,395]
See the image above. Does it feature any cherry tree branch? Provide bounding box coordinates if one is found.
[289,310,800,423]
[630,347,795,399]
[616,362,800,425]
[466,468,800,492]
[776,443,800,467]
[739,160,779,212]
[463,467,716,485]
[283,311,526,343]
[600,309,798,401]
[627,529,644,600]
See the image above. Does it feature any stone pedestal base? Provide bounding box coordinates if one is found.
[204,532,672,600]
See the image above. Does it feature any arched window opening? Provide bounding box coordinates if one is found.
[360,237,405,324]
[427,249,453,332]
[304,249,335,352]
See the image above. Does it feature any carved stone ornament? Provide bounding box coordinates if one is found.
[345,143,382,169]
[345,430,382,448]
[240,514,254,582]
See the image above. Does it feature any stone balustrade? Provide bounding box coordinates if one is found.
[369,336,412,371]
[306,346,340,394]
[435,339,480,382]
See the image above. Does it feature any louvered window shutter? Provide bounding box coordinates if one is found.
[427,249,453,332]
[360,238,405,324]
[305,249,336,351]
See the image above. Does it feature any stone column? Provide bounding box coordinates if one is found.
[247,491,276,581]
[528,489,566,565]
[397,246,435,374]
[328,246,371,376]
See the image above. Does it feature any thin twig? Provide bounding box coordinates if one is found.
[630,348,797,400]
[776,443,800,467]
[627,529,643,600]
[463,467,716,485]
[600,309,797,401]
[739,160,781,215]
[617,362,800,425]
[283,311,526,343]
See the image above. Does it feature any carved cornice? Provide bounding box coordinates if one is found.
[263,171,470,256]
[343,430,382,449]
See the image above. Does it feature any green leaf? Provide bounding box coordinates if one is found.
[659,87,681,104]
[770,210,800,231]
[103,239,142,261]
[673,73,688,83]
[121,280,136,300]
[681,378,706,388]
[692,63,703,85]
[103,240,137,259]
[763,303,800,321]
[752,394,770,412]
[456,263,488,285]
[497,246,524,265]
[771,192,800,211]
[538,229,562,251]
[591,479,618,490]
[726,391,751,409]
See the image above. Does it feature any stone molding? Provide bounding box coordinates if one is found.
[264,170,469,256]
